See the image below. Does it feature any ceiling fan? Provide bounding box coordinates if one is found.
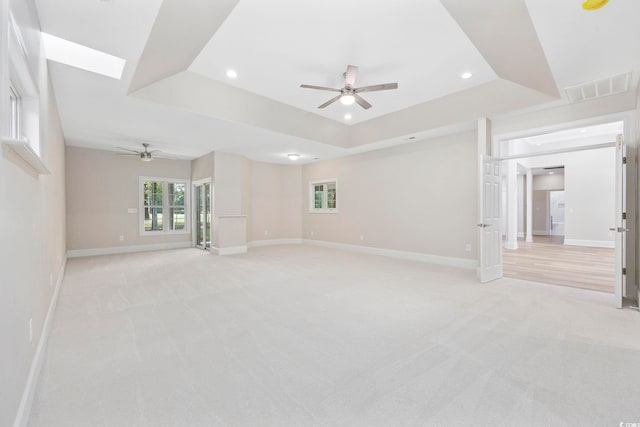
[300,65,398,110]
[116,143,175,162]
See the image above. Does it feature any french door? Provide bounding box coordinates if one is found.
[194,180,211,250]
[478,155,503,283]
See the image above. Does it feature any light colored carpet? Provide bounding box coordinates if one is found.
[29,245,640,426]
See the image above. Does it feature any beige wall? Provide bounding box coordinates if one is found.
[250,161,302,242]
[66,146,191,251]
[302,131,478,261]
[532,191,550,234]
[533,173,564,191]
[213,152,251,216]
[0,0,67,424]
[191,151,214,182]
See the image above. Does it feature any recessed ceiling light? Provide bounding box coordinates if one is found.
[226,69,237,79]
[549,171,555,175]
[41,32,126,79]
[580,129,587,133]
[461,72,473,79]
[287,153,300,161]
[344,113,352,120]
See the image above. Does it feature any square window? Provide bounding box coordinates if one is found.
[309,180,338,213]
[140,178,189,234]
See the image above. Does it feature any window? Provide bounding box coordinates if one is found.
[140,177,189,234]
[168,182,186,231]
[9,83,20,139]
[309,179,338,213]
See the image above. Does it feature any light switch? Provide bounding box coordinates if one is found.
[127,208,137,214]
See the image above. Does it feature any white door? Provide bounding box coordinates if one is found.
[479,155,503,283]
[614,134,627,308]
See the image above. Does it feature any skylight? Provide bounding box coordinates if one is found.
[41,33,126,79]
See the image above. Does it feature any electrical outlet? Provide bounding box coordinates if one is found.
[28,318,33,343]
[127,208,137,214]
[360,235,365,241]
[264,230,269,236]
[465,243,472,252]
[119,235,124,241]
[49,273,53,286]
[310,231,314,237]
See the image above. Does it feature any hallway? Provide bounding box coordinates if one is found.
[503,236,615,293]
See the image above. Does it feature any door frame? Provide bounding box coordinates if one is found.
[490,111,637,307]
[192,177,213,249]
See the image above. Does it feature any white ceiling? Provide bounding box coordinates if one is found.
[32,0,640,163]
[189,0,496,125]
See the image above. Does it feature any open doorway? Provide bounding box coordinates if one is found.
[193,179,212,250]
[499,122,620,294]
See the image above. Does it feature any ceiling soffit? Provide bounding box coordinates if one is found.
[440,0,559,98]
[128,0,240,93]
[128,0,561,149]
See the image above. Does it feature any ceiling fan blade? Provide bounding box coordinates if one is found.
[318,95,342,109]
[116,153,140,156]
[300,84,341,92]
[345,65,358,88]
[153,154,179,159]
[117,146,142,154]
[355,82,398,93]
[354,94,372,110]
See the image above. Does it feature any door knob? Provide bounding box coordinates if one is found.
[477,223,490,228]
[610,227,631,232]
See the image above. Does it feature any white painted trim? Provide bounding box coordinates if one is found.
[564,239,615,249]
[212,245,248,255]
[248,238,304,248]
[533,230,549,236]
[517,232,525,238]
[303,239,477,270]
[13,257,67,427]
[504,242,518,250]
[67,241,192,258]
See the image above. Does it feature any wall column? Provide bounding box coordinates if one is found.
[526,168,533,242]
[505,159,518,250]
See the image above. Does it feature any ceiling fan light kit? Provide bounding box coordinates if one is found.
[301,65,398,110]
[340,93,355,105]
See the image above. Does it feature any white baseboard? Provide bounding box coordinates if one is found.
[303,239,477,270]
[504,241,518,250]
[517,232,525,238]
[66,241,192,258]
[248,238,303,248]
[212,245,248,255]
[564,239,615,249]
[13,256,67,427]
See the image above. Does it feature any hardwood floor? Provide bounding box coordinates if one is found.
[503,235,615,293]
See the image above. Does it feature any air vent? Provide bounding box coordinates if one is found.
[564,72,631,103]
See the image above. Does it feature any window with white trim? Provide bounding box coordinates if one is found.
[140,177,189,234]
[309,179,338,213]
[9,83,20,139]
